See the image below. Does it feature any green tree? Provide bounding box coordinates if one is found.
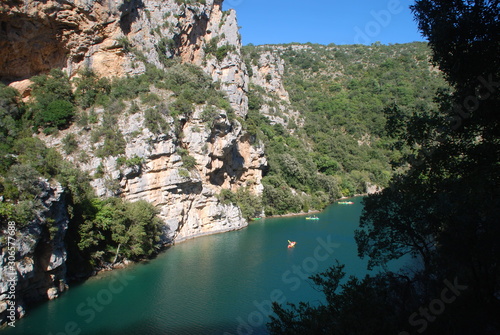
[73,67,111,109]
[269,2,500,333]
[30,69,75,129]
[5,164,42,200]
[31,69,73,107]
[114,199,162,260]
[76,198,162,265]
[40,100,75,128]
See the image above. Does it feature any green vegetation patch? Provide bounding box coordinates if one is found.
[241,42,448,214]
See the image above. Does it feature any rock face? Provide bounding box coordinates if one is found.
[0,0,127,80]
[249,51,290,103]
[41,102,266,244]
[202,7,249,117]
[1,0,263,242]
[246,48,303,129]
[0,181,69,324]
[0,0,266,323]
[0,0,248,116]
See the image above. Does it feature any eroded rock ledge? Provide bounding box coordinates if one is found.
[0,0,267,325]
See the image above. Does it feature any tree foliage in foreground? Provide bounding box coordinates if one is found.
[269,263,409,335]
[269,1,500,334]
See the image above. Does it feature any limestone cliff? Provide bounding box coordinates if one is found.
[245,47,303,129]
[1,0,262,240]
[1,0,248,115]
[249,51,290,103]
[0,181,69,325]
[0,0,265,323]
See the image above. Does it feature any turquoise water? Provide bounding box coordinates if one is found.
[4,197,408,335]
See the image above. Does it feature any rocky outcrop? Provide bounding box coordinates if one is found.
[249,51,290,103]
[0,181,69,324]
[117,105,251,243]
[1,0,248,116]
[247,49,303,129]
[0,0,129,81]
[0,0,267,325]
[202,7,249,117]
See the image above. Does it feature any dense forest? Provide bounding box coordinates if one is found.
[268,1,500,334]
[242,41,448,215]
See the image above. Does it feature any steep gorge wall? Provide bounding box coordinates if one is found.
[0,181,69,324]
[0,0,266,324]
[0,0,260,240]
[1,0,248,115]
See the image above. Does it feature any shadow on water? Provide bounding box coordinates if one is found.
[90,319,269,335]
[2,197,412,335]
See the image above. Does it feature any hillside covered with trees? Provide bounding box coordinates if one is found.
[242,41,448,215]
[268,1,500,334]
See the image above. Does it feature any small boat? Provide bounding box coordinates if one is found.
[287,240,296,248]
[306,216,319,220]
[338,201,354,205]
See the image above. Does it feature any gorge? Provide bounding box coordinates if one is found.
[2,198,413,335]
[1,0,269,322]
[0,0,449,328]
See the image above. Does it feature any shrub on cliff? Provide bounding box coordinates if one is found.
[144,107,170,134]
[215,45,234,62]
[30,69,75,130]
[73,67,111,109]
[92,112,126,158]
[177,148,197,169]
[62,133,79,154]
[0,83,26,174]
[40,100,75,130]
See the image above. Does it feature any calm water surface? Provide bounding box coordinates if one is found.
[4,197,408,335]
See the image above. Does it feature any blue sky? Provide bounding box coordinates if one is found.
[222,0,427,46]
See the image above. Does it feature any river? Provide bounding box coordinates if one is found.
[3,197,408,335]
